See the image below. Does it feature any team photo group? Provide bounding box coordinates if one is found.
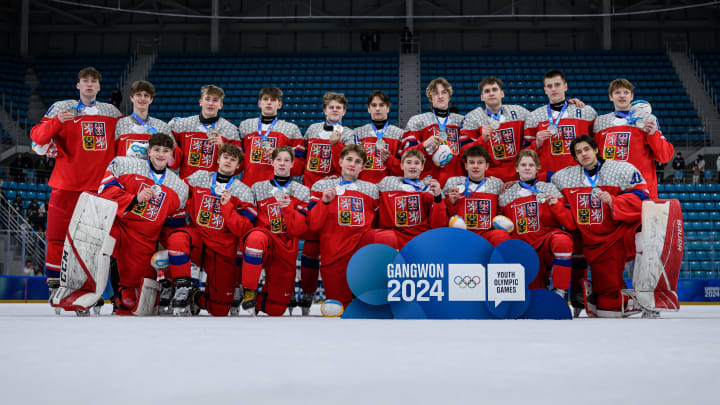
[31,65,681,319]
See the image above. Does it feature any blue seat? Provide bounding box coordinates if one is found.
[16,182,28,191]
[5,190,16,199]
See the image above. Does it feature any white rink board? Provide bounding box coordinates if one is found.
[1,304,719,405]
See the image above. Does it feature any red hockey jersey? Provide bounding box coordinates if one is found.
[442,175,504,237]
[339,123,404,184]
[302,122,354,188]
[250,179,310,249]
[170,115,240,179]
[115,115,171,158]
[237,117,305,186]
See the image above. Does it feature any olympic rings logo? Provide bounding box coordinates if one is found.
[453,275,481,288]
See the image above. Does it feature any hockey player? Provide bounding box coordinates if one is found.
[241,146,310,316]
[498,150,575,298]
[376,149,447,249]
[29,67,122,303]
[298,92,354,314]
[524,70,597,182]
[115,80,171,159]
[237,86,305,186]
[461,77,530,182]
[170,84,240,179]
[402,77,471,187]
[306,144,392,309]
[443,145,510,246]
[335,91,404,183]
[551,135,649,317]
[98,133,189,315]
[165,143,256,316]
[593,79,673,198]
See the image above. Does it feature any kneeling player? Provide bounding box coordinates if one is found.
[166,144,256,316]
[376,149,446,249]
[551,135,648,317]
[499,150,576,298]
[242,146,310,316]
[99,133,189,315]
[443,145,511,246]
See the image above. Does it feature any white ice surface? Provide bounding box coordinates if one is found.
[1,303,719,405]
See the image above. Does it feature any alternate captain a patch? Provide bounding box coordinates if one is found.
[188,138,215,168]
[338,196,365,226]
[82,122,108,151]
[132,184,165,221]
[577,193,603,225]
[197,194,224,230]
[512,200,540,234]
[602,132,631,161]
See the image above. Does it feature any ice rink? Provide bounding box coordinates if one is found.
[2,303,719,405]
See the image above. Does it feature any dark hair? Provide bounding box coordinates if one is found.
[478,76,503,91]
[78,67,102,82]
[148,133,175,150]
[272,145,294,161]
[569,135,598,161]
[462,145,491,162]
[259,86,283,100]
[130,80,156,97]
[543,69,566,83]
[218,143,243,161]
[367,90,391,107]
[340,144,367,164]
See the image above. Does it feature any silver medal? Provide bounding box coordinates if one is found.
[547,125,558,135]
[456,184,466,194]
[261,140,273,150]
[333,126,344,135]
[634,117,646,130]
[591,187,601,198]
[215,185,225,195]
[376,138,386,149]
[490,120,500,130]
[335,185,346,195]
[437,131,447,141]
[151,185,162,195]
[536,192,546,204]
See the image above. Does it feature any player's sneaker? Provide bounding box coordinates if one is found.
[48,278,61,315]
[171,277,194,316]
[158,279,174,315]
[242,288,257,316]
[230,286,243,316]
[298,292,313,316]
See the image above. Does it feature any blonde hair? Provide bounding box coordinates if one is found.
[426,77,453,99]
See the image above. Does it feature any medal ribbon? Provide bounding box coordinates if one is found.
[463,177,486,197]
[201,121,216,133]
[258,116,278,142]
[486,107,503,122]
[371,121,389,142]
[132,112,158,134]
[546,101,568,129]
[614,110,637,125]
[583,161,601,188]
[432,109,449,133]
[338,179,355,186]
[519,180,540,193]
[404,177,428,192]
[148,160,166,188]
[75,99,97,112]
[211,172,234,196]
[272,178,290,194]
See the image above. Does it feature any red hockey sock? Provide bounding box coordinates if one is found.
[242,231,269,290]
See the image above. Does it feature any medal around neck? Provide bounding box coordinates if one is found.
[456,184,466,194]
[261,140,273,150]
[490,120,500,130]
[335,185,346,195]
[376,138,386,149]
[536,192,546,204]
[151,185,162,195]
[214,185,226,195]
[547,124,558,135]
[591,187,601,198]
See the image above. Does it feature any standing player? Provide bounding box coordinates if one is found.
[115,80,171,159]
[98,133,189,315]
[551,135,648,317]
[524,70,597,182]
[593,79,673,198]
[376,149,446,249]
[461,77,530,182]
[337,91,404,183]
[443,145,510,246]
[30,67,122,302]
[402,77,471,187]
[165,144,256,316]
[499,150,575,298]
[306,145,392,309]
[298,92,354,314]
[241,146,310,316]
[237,87,305,186]
[170,85,240,179]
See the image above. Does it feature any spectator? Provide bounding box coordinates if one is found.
[11,194,23,214]
[692,155,705,185]
[672,152,685,171]
[360,32,370,52]
[110,89,123,110]
[371,31,380,52]
[655,161,666,184]
[401,26,413,53]
[33,263,43,276]
[27,198,39,216]
[23,261,33,276]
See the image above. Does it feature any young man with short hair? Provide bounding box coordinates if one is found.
[462,77,530,182]
[593,79,673,198]
[551,135,649,317]
[241,146,311,316]
[237,86,305,186]
[443,145,511,246]
[170,85,240,179]
[165,143,256,316]
[30,67,122,302]
[116,80,171,159]
[403,77,472,187]
[376,148,446,248]
[98,133,189,315]
[524,70,597,182]
[338,90,404,183]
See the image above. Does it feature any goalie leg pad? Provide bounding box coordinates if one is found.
[52,193,118,312]
[632,199,682,312]
[133,278,161,316]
